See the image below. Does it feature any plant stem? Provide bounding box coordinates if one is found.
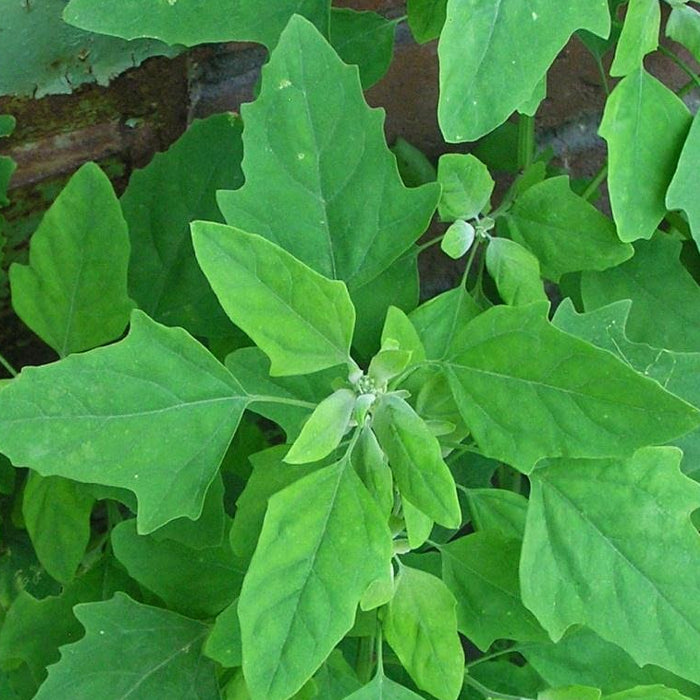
[461,238,482,289]
[355,633,375,684]
[464,675,535,700]
[581,163,608,202]
[517,113,536,170]
[250,395,317,410]
[594,55,611,96]
[658,45,700,90]
[416,232,446,253]
[466,644,527,668]
[0,353,18,378]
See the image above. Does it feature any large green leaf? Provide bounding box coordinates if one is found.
[581,236,700,352]
[437,0,610,142]
[521,447,700,685]
[0,311,248,534]
[64,0,329,49]
[372,395,461,528]
[667,110,700,247]
[609,0,660,76]
[604,687,695,700]
[22,473,94,584]
[204,598,242,668]
[238,456,391,700]
[443,303,700,472]
[524,626,700,697]
[441,532,547,650]
[121,114,243,337]
[35,593,218,699]
[9,163,132,357]
[505,176,633,281]
[112,519,243,618]
[666,5,700,62]
[216,16,439,336]
[599,68,691,242]
[345,672,424,699]
[383,565,464,700]
[192,222,355,376]
[553,299,700,477]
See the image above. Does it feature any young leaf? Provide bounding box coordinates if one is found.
[0,311,249,534]
[9,162,132,357]
[465,488,528,539]
[437,154,494,221]
[204,598,242,668]
[351,426,394,519]
[372,395,461,528]
[329,8,395,89]
[610,0,660,76]
[485,237,547,305]
[441,532,547,650]
[63,0,329,48]
[407,0,447,44]
[599,68,691,242]
[441,220,476,259]
[111,518,244,618]
[667,110,700,245]
[383,565,464,700]
[506,176,633,281]
[666,5,700,62]
[438,1,610,141]
[285,388,356,464]
[443,303,700,472]
[581,236,700,352]
[34,593,219,699]
[238,456,392,700]
[391,137,437,188]
[381,306,426,364]
[216,15,439,336]
[521,447,700,685]
[403,497,433,549]
[193,222,355,376]
[121,113,244,337]
[345,672,425,699]
[22,473,94,585]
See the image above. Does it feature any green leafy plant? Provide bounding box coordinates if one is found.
[1,1,700,699]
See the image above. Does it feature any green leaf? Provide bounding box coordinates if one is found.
[63,0,330,49]
[312,650,363,699]
[485,237,547,305]
[441,532,547,650]
[604,686,695,700]
[216,16,439,339]
[238,456,391,700]
[552,299,700,477]
[35,593,218,699]
[229,446,319,563]
[443,303,700,472]
[437,154,494,221]
[506,176,633,281]
[111,518,243,618]
[345,672,425,699]
[521,447,700,685]
[581,236,700,352]
[465,488,528,539]
[0,311,248,534]
[9,162,132,357]
[285,388,356,464]
[193,222,355,376]
[204,598,242,668]
[391,137,437,188]
[540,688,601,700]
[372,395,461,528]
[381,306,426,364]
[524,626,700,697]
[403,497,433,549]
[610,0,660,76]
[383,565,464,700]
[22,473,94,584]
[121,113,243,337]
[667,110,700,246]
[442,220,476,259]
[351,426,394,519]
[407,0,447,43]
[329,9,395,89]
[666,5,700,62]
[599,68,691,242]
[438,1,610,141]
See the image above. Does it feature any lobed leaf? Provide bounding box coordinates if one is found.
[10,162,132,357]
[0,311,248,534]
[521,447,700,685]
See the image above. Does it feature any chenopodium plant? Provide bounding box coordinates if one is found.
[1,3,700,700]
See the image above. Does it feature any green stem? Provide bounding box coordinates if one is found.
[517,113,535,170]
[250,395,317,410]
[581,163,608,202]
[594,55,610,96]
[355,633,375,684]
[0,353,18,378]
[416,232,446,253]
[658,45,700,90]
[466,644,526,668]
[463,675,535,700]
[461,238,482,289]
